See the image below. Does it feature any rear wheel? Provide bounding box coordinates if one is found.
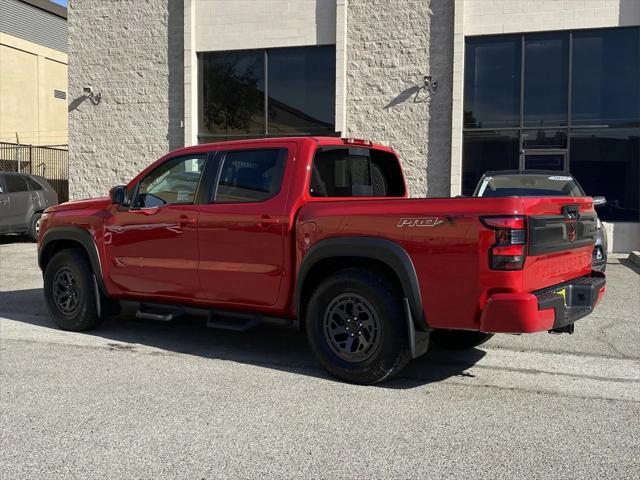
[44,248,104,331]
[431,330,494,350]
[305,268,411,384]
[28,212,42,242]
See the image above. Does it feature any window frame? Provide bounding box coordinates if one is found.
[130,154,209,210]
[198,45,337,142]
[207,147,289,205]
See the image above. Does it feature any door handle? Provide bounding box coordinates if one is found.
[0,199,8,205]
[178,215,197,227]
[257,215,279,228]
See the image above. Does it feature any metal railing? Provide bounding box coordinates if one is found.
[0,142,69,202]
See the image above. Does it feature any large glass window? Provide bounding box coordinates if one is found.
[462,27,640,222]
[523,33,569,127]
[199,46,335,142]
[200,51,265,137]
[570,129,640,222]
[462,131,520,195]
[572,28,640,126]
[464,36,521,128]
[267,47,335,136]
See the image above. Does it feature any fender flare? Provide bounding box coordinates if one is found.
[295,236,428,331]
[39,226,107,294]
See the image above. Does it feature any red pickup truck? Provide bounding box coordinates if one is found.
[38,137,605,384]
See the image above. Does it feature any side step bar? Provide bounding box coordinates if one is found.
[136,305,184,322]
[124,300,293,331]
[207,311,262,332]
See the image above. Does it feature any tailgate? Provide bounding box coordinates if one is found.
[522,197,597,292]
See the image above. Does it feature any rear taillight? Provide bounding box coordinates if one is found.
[481,216,526,270]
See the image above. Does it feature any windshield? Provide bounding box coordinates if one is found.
[476,174,585,197]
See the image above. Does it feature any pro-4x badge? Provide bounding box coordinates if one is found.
[397,217,445,227]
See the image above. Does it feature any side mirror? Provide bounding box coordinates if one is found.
[593,196,606,207]
[110,186,129,206]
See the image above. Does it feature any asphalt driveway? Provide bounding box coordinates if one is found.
[1,240,639,479]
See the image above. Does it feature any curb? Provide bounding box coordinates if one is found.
[629,251,640,268]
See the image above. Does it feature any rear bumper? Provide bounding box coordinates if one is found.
[479,272,606,334]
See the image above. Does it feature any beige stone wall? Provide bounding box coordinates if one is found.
[0,32,68,146]
[345,0,454,197]
[68,0,184,199]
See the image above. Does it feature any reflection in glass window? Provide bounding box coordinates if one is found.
[200,51,265,138]
[199,46,336,141]
[136,156,206,208]
[524,33,568,127]
[464,36,521,128]
[522,129,568,149]
[570,129,640,222]
[267,46,335,135]
[462,131,520,195]
[572,28,640,126]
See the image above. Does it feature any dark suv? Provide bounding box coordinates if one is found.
[473,170,608,271]
[0,173,58,241]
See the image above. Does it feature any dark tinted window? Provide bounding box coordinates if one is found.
[570,128,640,222]
[462,131,520,195]
[199,46,336,142]
[4,175,29,193]
[464,36,521,128]
[522,129,567,149]
[523,33,568,126]
[25,177,43,190]
[135,156,206,208]
[267,46,335,135]
[311,148,404,197]
[572,28,640,126]
[200,51,265,138]
[215,149,286,203]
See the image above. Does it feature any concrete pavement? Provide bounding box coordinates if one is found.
[1,241,639,479]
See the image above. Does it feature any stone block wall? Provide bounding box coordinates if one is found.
[345,0,454,197]
[68,0,184,199]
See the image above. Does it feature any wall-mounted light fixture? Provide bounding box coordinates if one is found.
[424,75,438,95]
[83,85,102,104]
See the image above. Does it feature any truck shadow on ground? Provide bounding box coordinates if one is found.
[0,288,486,389]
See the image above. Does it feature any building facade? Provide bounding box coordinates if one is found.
[0,0,68,147]
[67,0,640,251]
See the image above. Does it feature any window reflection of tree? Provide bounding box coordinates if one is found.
[202,57,263,134]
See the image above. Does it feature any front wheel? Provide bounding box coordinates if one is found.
[44,248,104,331]
[305,268,411,385]
[431,330,494,350]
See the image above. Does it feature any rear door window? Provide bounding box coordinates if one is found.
[310,147,404,197]
[4,175,29,193]
[214,149,286,203]
[25,177,43,191]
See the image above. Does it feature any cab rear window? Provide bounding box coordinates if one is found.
[310,147,404,197]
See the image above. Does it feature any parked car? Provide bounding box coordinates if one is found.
[0,172,58,241]
[472,170,607,272]
[37,138,605,384]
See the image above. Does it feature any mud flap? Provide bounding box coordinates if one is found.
[404,298,429,358]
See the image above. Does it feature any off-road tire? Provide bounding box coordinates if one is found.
[431,330,494,350]
[305,268,411,385]
[44,248,104,331]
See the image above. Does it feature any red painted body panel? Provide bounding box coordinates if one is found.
[39,136,604,333]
